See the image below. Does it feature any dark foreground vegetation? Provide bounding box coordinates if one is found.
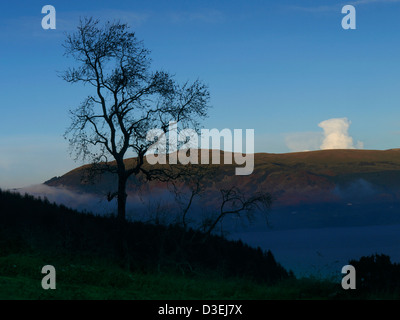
[0,189,399,299]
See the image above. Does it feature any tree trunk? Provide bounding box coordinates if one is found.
[117,173,127,222]
[116,172,130,269]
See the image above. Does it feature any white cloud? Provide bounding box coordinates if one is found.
[285,132,323,152]
[318,117,364,150]
[287,0,400,13]
[168,9,225,24]
[318,118,355,150]
[284,117,364,152]
[356,140,365,149]
[350,0,400,5]
[0,10,150,40]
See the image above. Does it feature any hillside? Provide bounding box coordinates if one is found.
[0,189,289,282]
[0,189,303,299]
[45,149,400,207]
[2,184,400,299]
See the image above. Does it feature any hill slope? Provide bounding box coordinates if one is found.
[46,149,400,207]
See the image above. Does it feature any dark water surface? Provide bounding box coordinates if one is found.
[230,224,400,278]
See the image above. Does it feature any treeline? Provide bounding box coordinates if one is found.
[348,254,400,297]
[0,189,290,284]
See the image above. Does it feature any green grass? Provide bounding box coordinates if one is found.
[3,189,397,300]
[0,252,342,300]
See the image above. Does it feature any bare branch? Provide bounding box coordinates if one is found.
[62,17,210,221]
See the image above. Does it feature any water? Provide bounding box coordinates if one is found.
[230,224,400,278]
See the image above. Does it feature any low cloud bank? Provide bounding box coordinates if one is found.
[14,184,185,224]
[16,184,117,215]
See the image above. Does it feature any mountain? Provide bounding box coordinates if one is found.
[45,149,400,205]
[43,149,400,229]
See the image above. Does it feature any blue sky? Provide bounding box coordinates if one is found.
[1,0,400,188]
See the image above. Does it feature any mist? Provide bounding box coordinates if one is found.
[14,183,208,226]
[15,184,117,215]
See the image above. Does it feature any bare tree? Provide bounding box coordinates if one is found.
[168,164,214,229]
[169,164,273,237]
[63,17,210,222]
[202,186,272,237]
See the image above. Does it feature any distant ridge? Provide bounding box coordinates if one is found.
[46,149,400,207]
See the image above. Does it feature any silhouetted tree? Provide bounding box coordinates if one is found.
[168,164,214,229]
[63,17,210,222]
[169,165,272,236]
[349,254,400,294]
[202,186,272,237]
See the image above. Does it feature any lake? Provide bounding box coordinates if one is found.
[230,224,400,278]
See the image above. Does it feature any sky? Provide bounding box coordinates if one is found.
[1,0,400,188]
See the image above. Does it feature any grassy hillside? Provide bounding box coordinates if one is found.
[1,189,399,300]
[0,253,340,300]
[0,189,289,281]
[0,189,298,299]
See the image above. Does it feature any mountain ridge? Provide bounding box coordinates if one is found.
[45,148,400,207]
